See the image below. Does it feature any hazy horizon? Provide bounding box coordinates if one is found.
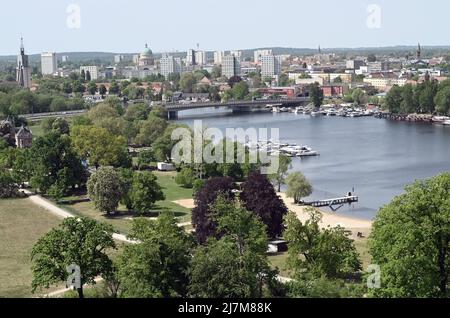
[1,0,450,55]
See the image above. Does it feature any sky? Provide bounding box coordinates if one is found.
[1,0,449,55]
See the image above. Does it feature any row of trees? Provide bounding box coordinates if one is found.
[31,178,363,298]
[385,79,450,115]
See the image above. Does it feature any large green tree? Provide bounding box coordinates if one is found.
[284,210,361,279]
[286,172,313,204]
[31,217,116,298]
[118,215,193,298]
[188,197,276,298]
[87,167,124,215]
[130,171,165,214]
[369,173,450,298]
[269,154,292,192]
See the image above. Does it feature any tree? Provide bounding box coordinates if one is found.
[352,88,367,106]
[385,85,403,113]
[192,177,236,243]
[367,54,377,62]
[31,217,116,298]
[309,82,324,108]
[130,171,165,214]
[434,83,450,115]
[188,197,276,298]
[118,215,193,298]
[29,133,86,195]
[284,210,362,279]
[0,169,20,198]
[71,125,130,168]
[87,167,124,215]
[87,81,97,95]
[232,81,250,100]
[400,84,416,114]
[369,173,450,297]
[240,172,288,239]
[175,166,195,188]
[134,116,168,147]
[180,73,196,93]
[137,149,155,170]
[109,81,120,95]
[99,84,107,96]
[269,154,292,192]
[124,103,149,122]
[286,172,312,204]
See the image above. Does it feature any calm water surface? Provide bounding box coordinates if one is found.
[176,109,450,220]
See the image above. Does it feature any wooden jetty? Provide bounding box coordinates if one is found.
[304,195,358,211]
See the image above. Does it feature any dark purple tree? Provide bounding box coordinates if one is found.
[192,177,236,244]
[240,172,288,239]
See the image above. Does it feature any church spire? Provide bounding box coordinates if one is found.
[20,37,25,54]
[416,42,421,60]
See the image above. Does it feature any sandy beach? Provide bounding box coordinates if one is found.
[174,193,372,238]
[277,193,372,238]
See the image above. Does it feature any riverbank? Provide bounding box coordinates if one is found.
[173,194,373,238]
[278,193,372,238]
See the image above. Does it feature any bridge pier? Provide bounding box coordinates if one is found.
[167,110,178,120]
[231,106,253,114]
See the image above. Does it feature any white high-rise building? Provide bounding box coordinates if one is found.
[80,66,99,80]
[187,49,196,66]
[214,51,224,65]
[160,55,182,78]
[261,55,282,78]
[229,50,242,61]
[222,55,241,78]
[195,50,206,66]
[41,52,57,76]
[254,49,273,64]
[16,38,32,88]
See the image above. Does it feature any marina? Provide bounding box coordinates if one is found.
[178,111,450,220]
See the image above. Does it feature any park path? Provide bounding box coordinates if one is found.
[24,190,294,297]
[23,190,137,244]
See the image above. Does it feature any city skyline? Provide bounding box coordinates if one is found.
[2,0,450,55]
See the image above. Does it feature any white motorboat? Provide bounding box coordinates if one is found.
[443,120,450,126]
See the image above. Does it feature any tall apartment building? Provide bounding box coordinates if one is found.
[160,55,182,78]
[195,50,206,66]
[229,50,242,61]
[261,55,282,78]
[214,51,224,65]
[254,49,273,64]
[41,52,57,76]
[80,66,99,80]
[187,49,196,66]
[222,55,241,78]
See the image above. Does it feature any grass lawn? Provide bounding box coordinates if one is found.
[59,171,194,234]
[0,198,62,298]
[268,252,292,278]
[354,236,372,270]
[29,123,44,139]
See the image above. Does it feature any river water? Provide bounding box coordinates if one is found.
[176,109,450,220]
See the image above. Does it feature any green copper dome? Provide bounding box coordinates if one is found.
[141,44,153,57]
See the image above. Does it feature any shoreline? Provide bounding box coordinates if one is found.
[278,193,373,237]
[174,193,373,238]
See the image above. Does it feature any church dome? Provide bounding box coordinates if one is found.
[141,44,153,57]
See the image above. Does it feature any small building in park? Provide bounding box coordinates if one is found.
[15,125,33,148]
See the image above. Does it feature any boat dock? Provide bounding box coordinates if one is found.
[305,195,359,210]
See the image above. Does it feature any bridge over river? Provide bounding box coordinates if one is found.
[19,97,310,121]
[164,97,310,119]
